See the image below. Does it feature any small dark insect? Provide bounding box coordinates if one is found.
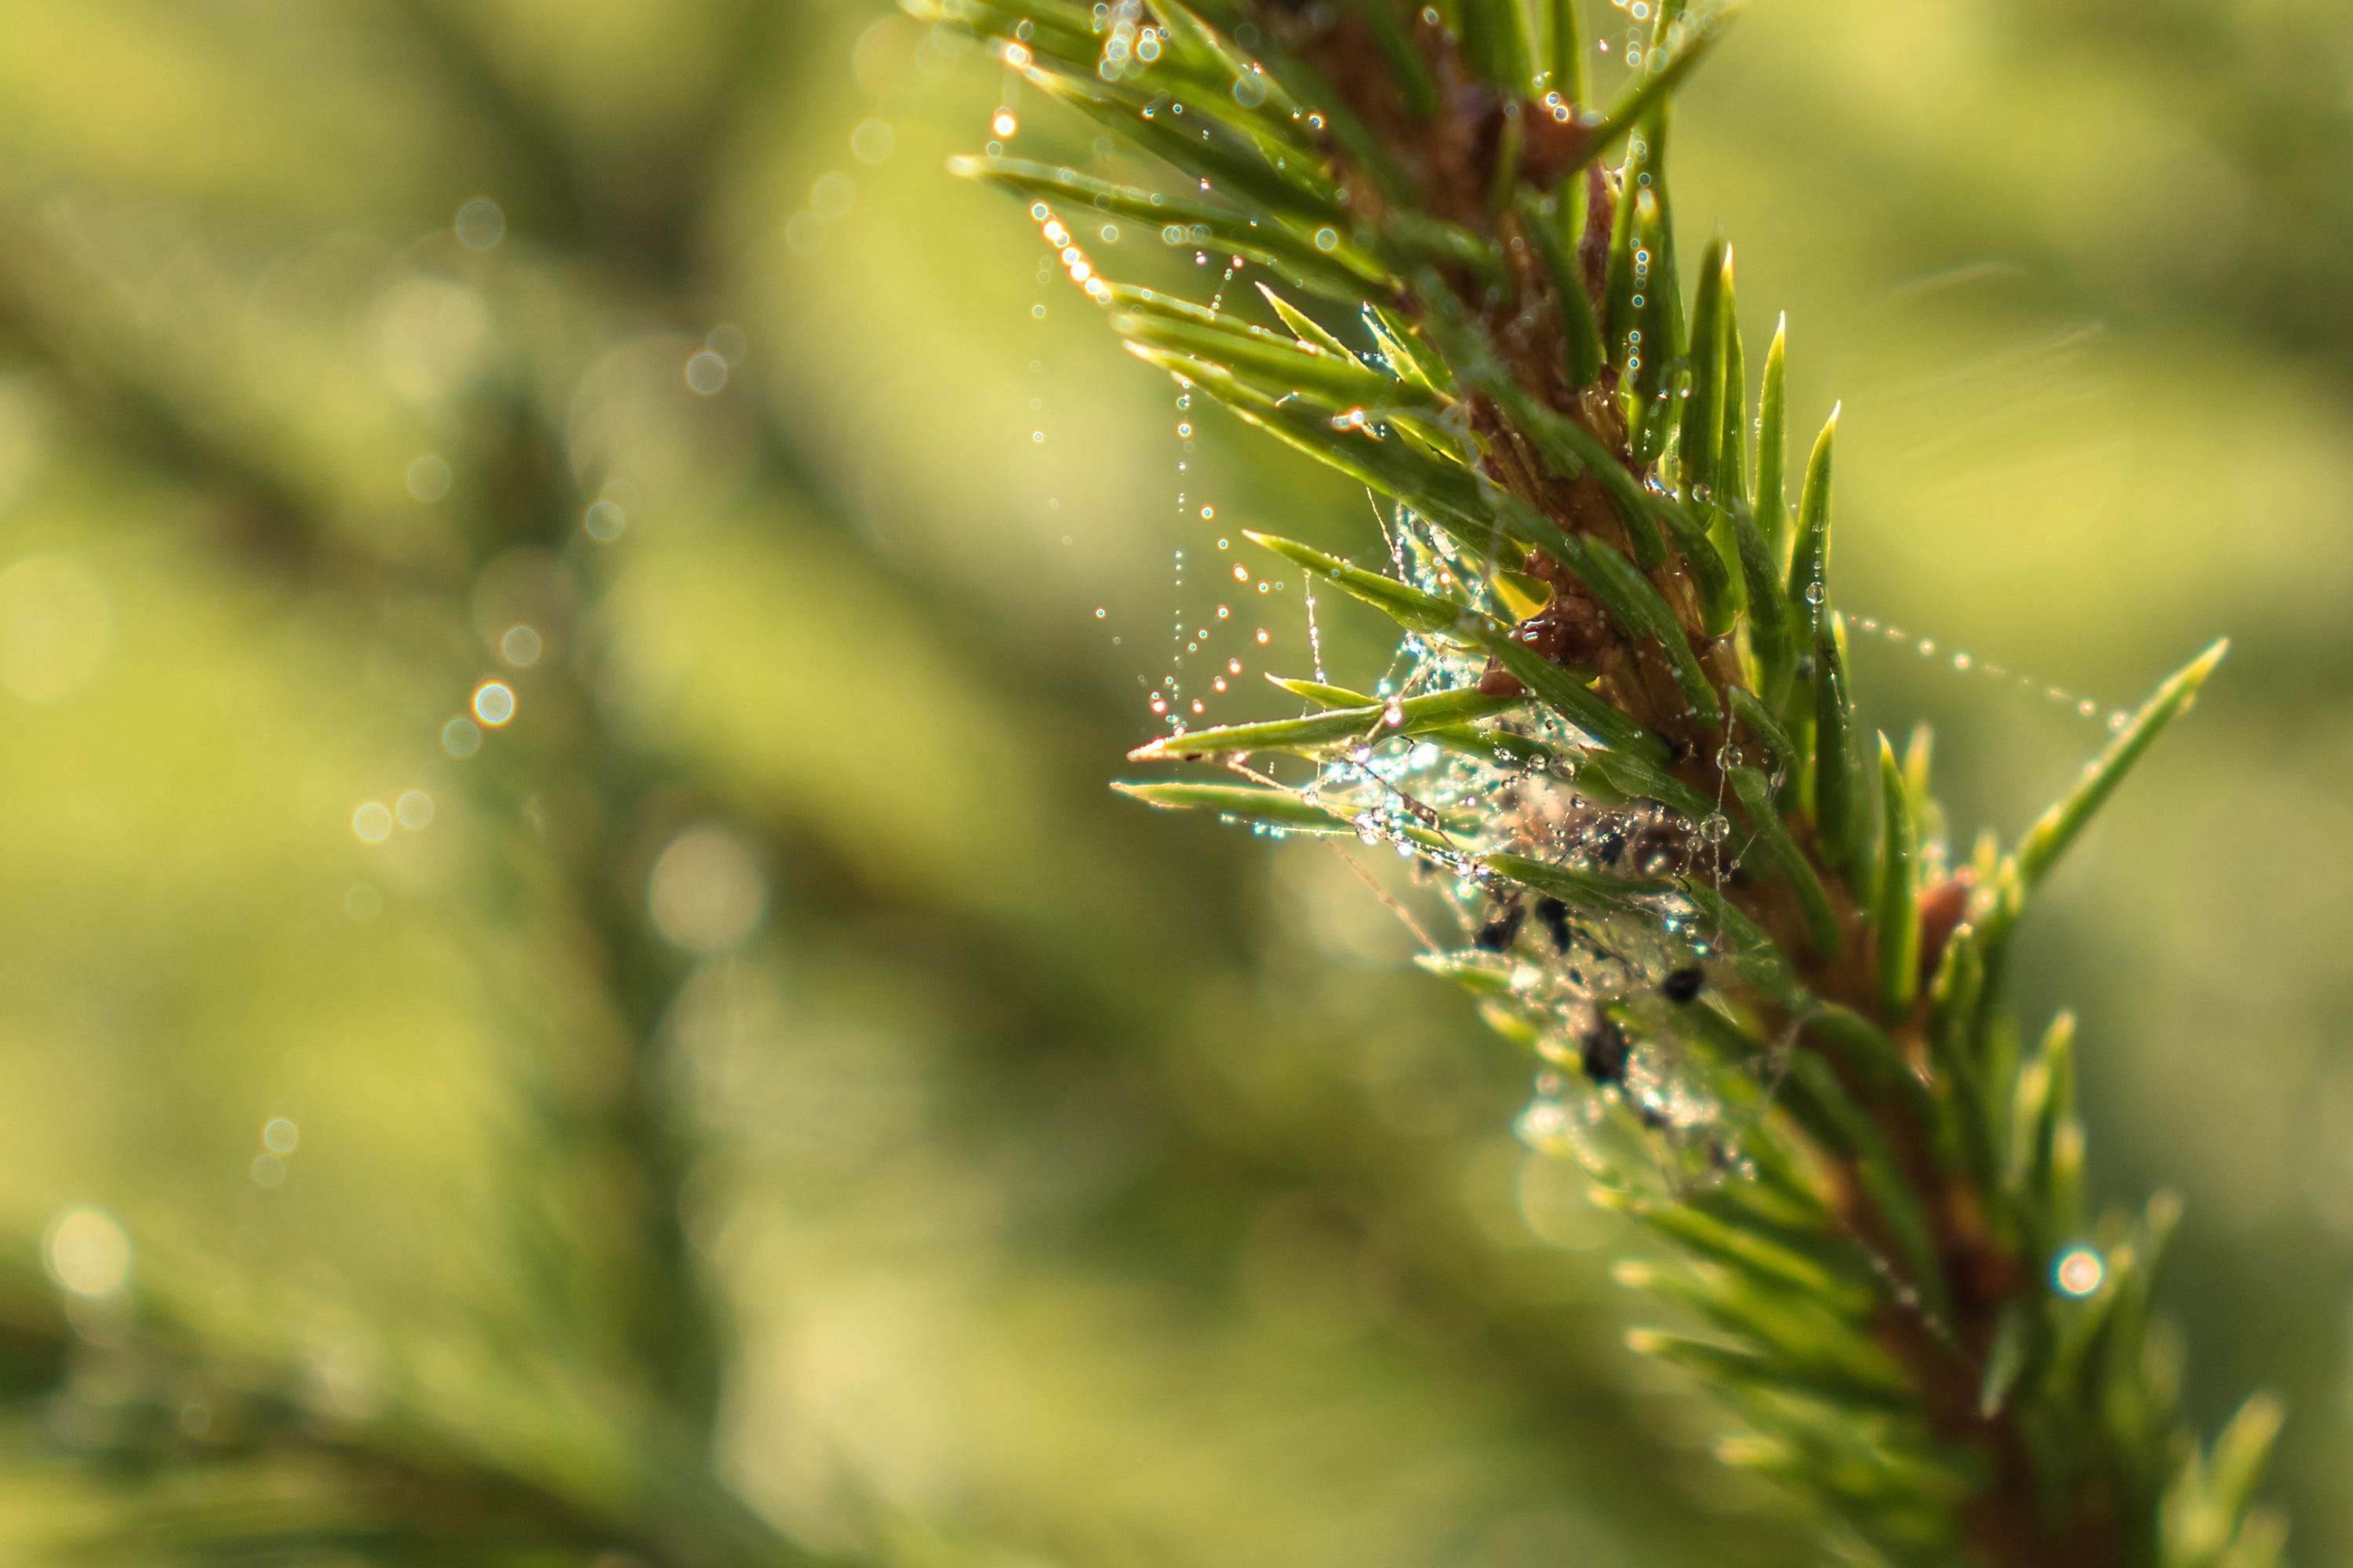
[1660,966,1704,1003]
[1475,897,1526,951]
[1533,895,1573,953]
[1580,1016,1629,1086]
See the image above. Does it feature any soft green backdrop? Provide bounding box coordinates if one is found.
[0,0,2345,1563]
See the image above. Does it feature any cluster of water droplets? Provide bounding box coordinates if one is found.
[1191,511,2133,1195]
[1149,522,1285,726]
[1093,0,1152,80]
[1232,506,1780,1197]
[1002,74,1281,728]
[1847,613,2132,732]
[1024,199,1115,307]
[1609,0,1726,71]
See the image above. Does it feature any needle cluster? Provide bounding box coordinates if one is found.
[935,0,2282,1559]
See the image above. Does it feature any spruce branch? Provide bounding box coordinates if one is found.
[0,1243,812,1568]
[0,3,1861,1563]
[0,326,755,1564]
[0,19,774,1552]
[940,0,2278,1559]
[0,24,1737,1557]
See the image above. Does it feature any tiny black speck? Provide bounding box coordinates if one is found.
[1534,895,1572,952]
[1581,1017,1629,1086]
[1475,900,1526,951]
[1660,966,1704,1003]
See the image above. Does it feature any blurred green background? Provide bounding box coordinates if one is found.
[0,0,2346,1563]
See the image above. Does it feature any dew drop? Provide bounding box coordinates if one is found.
[454,198,506,249]
[45,1207,131,1297]
[584,499,626,540]
[406,454,451,502]
[2054,1246,2104,1297]
[472,680,516,726]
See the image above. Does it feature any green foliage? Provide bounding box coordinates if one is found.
[0,2,2330,1567]
[936,0,2282,1559]
[5,9,1868,1567]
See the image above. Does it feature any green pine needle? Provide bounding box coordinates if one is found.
[2005,638,2229,907]
[1875,734,1922,1020]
